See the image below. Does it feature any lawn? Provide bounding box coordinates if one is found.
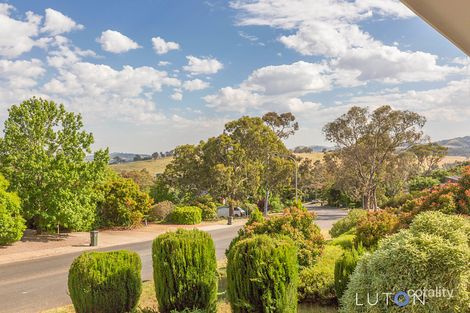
[43,260,338,313]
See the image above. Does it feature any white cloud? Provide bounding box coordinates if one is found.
[47,35,96,68]
[0,4,43,58]
[230,0,458,85]
[243,61,331,95]
[41,8,84,35]
[0,58,45,88]
[171,92,183,101]
[183,55,223,75]
[97,30,141,53]
[151,36,180,54]
[183,79,210,91]
[158,61,171,66]
[204,87,261,112]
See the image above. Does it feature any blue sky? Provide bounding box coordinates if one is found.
[1,0,469,153]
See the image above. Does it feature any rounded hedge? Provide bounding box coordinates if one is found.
[68,250,142,313]
[167,206,202,224]
[340,211,470,313]
[227,234,299,313]
[150,200,175,221]
[0,174,25,245]
[152,229,217,313]
[329,209,367,238]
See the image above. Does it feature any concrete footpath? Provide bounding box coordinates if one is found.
[0,220,245,265]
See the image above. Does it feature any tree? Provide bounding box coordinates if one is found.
[262,112,299,139]
[323,105,426,210]
[120,169,155,193]
[0,174,26,245]
[0,98,109,232]
[410,143,448,175]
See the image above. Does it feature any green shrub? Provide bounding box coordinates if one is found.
[149,200,175,221]
[191,195,218,221]
[167,206,202,224]
[330,233,356,250]
[408,176,440,192]
[152,229,217,313]
[334,246,363,300]
[227,235,299,313]
[340,211,470,313]
[228,206,324,268]
[241,202,258,215]
[0,174,26,245]
[68,250,142,313]
[329,209,367,238]
[354,209,399,248]
[298,245,344,304]
[97,171,153,228]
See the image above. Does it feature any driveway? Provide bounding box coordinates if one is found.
[305,204,348,231]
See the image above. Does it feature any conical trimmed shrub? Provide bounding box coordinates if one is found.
[152,229,218,313]
[68,250,142,313]
[227,234,299,313]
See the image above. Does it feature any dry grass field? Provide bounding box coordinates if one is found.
[109,153,468,178]
[110,157,173,176]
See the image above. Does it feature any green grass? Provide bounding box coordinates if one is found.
[110,157,173,177]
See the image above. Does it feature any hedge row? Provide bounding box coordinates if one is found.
[166,206,202,224]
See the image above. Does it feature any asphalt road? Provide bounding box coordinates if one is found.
[0,226,242,313]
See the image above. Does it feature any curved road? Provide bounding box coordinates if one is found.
[0,207,346,313]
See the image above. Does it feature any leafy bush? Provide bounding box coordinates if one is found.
[166,206,202,224]
[241,202,258,215]
[330,233,356,250]
[408,176,440,193]
[191,195,218,221]
[228,206,324,268]
[97,171,153,228]
[382,192,414,209]
[227,234,299,313]
[334,246,364,300]
[269,195,284,213]
[329,209,367,238]
[0,174,26,245]
[298,245,344,304]
[340,211,470,313]
[68,250,142,313]
[152,229,217,313]
[149,201,175,221]
[354,209,399,248]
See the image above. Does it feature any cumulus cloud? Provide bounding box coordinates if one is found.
[0,4,43,58]
[151,36,180,54]
[182,79,210,91]
[41,8,84,35]
[230,0,457,85]
[171,92,183,101]
[204,87,261,112]
[183,55,223,75]
[97,30,141,53]
[0,58,45,88]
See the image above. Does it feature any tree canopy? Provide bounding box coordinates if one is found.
[323,105,426,210]
[0,98,109,231]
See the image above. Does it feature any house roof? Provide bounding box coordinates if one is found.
[401,0,470,56]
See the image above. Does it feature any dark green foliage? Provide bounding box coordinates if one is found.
[152,229,218,313]
[97,171,153,228]
[191,195,218,221]
[334,246,363,299]
[408,176,440,192]
[298,245,344,304]
[0,174,26,245]
[166,206,202,224]
[329,209,367,238]
[149,200,175,221]
[68,250,142,313]
[227,235,299,313]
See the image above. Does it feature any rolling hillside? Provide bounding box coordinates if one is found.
[436,136,470,156]
[110,157,173,176]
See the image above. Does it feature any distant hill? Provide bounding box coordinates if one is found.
[110,157,173,177]
[292,145,332,153]
[86,152,152,163]
[435,136,470,156]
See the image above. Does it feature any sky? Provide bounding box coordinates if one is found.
[0,0,469,154]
